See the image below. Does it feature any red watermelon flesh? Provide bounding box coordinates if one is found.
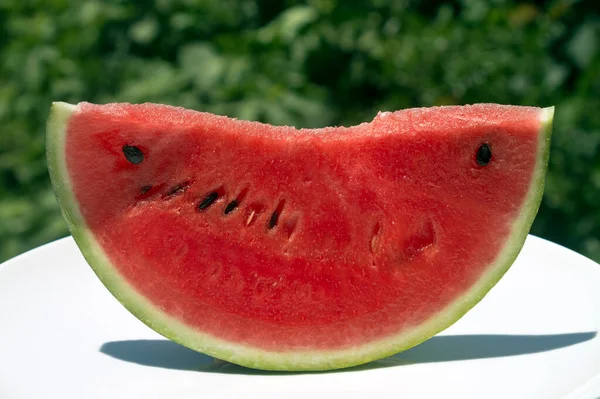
[47,102,552,370]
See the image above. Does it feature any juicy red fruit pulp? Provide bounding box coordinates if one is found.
[66,103,541,351]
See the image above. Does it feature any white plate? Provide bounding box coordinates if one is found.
[1,235,599,399]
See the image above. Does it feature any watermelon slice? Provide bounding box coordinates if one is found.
[47,102,553,371]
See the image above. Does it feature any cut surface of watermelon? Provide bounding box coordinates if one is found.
[47,102,552,370]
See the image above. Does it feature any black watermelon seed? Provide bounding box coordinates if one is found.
[268,200,286,230]
[198,192,219,210]
[123,145,144,164]
[268,211,279,229]
[224,200,238,215]
[476,143,492,166]
[140,185,152,194]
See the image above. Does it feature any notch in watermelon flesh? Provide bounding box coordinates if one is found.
[47,102,553,371]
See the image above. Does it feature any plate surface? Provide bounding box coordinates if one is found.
[1,235,599,399]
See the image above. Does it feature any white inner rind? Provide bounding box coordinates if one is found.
[47,102,553,371]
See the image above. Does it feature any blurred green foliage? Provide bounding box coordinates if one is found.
[0,0,599,262]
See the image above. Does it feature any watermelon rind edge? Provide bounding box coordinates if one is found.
[46,102,553,371]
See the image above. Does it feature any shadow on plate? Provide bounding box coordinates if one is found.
[100,332,596,375]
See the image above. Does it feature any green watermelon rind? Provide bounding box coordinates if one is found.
[46,102,553,371]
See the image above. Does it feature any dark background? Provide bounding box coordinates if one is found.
[1,0,599,262]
